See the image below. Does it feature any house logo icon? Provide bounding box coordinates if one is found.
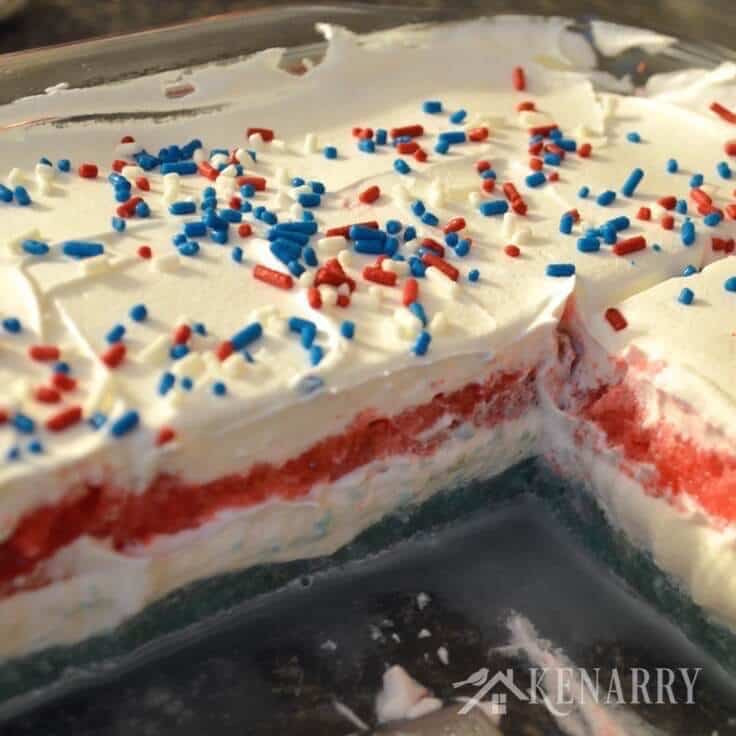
[453,668,529,716]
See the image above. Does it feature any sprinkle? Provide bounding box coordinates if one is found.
[661,214,674,230]
[578,142,592,158]
[12,413,35,434]
[434,140,449,155]
[577,235,600,253]
[626,132,641,143]
[455,239,470,256]
[559,212,574,234]
[110,410,139,438]
[138,245,152,259]
[613,235,646,256]
[717,161,732,179]
[666,158,678,173]
[3,317,21,333]
[340,321,355,339]
[46,406,82,432]
[14,186,31,206]
[596,190,616,206]
[158,372,176,396]
[546,263,575,277]
[421,211,439,226]
[422,100,442,114]
[710,101,736,124]
[479,200,509,216]
[101,342,126,368]
[22,239,49,256]
[111,216,126,232]
[62,241,104,259]
[678,287,695,305]
[253,264,294,289]
[621,168,644,197]
[422,253,459,281]
[681,220,696,246]
[704,211,722,226]
[403,278,419,305]
[604,307,628,331]
[504,245,520,258]
[180,376,194,391]
[578,186,589,198]
[412,330,432,356]
[28,440,44,454]
[156,427,176,446]
[468,269,480,282]
[512,66,526,91]
[637,206,651,221]
[359,185,380,204]
[58,159,71,172]
[363,266,397,286]
[78,163,98,178]
[525,171,546,188]
[309,345,323,366]
[89,412,107,429]
[34,386,60,404]
[230,322,263,351]
[29,344,60,362]
[298,192,321,208]
[690,173,704,187]
[106,324,126,343]
[725,276,736,292]
[394,159,411,175]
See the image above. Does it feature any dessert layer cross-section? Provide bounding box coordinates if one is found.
[0,17,734,659]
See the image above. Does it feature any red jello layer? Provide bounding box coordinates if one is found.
[581,381,736,521]
[0,369,535,593]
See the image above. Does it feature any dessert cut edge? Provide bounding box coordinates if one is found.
[0,16,734,664]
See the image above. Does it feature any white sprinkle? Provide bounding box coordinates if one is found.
[425,266,459,296]
[35,162,54,182]
[193,148,207,164]
[248,133,266,150]
[437,646,449,665]
[375,665,430,724]
[303,132,318,154]
[172,352,206,378]
[223,353,248,378]
[137,335,170,366]
[121,165,144,180]
[209,153,229,168]
[219,164,238,178]
[7,168,23,187]
[274,167,291,186]
[337,249,354,270]
[418,629,432,639]
[429,311,448,334]
[417,592,431,610]
[332,699,369,732]
[79,255,110,277]
[7,227,41,254]
[320,639,338,652]
[382,259,409,276]
[152,253,182,273]
[468,191,481,206]
[316,235,347,256]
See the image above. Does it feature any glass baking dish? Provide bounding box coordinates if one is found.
[1,4,736,734]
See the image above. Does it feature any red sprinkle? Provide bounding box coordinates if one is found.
[0,409,7,424]
[475,160,491,173]
[511,198,528,214]
[120,135,135,144]
[690,188,712,207]
[46,406,82,433]
[528,141,544,155]
[468,127,489,142]
[173,324,191,345]
[363,266,397,286]
[512,66,526,91]
[390,124,423,139]
[229,196,242,210]
[78,163,98,178]
[137,245,153,259]
[336,294,350,308]
[52,373,77,392]
[529,124,557,137]
[307,287,322,310]
[358,128,374,140]
[253,265,293,290]
[237,176,266,191]
[421,238,445,257]
[135,176,150,191]
[397,141,419,155]
[613,235,647,256]
[529,157,543,171]
[502,182,522,203]
[156,427,176,446]
[712,236,735,253]
[545,143,566,159]
[238,223,252,238]
[504,244,521,258]
[403,278,419,306]
[358,185,380,205]
[198,162,219,181]
[326,221,379,238]
[657,195,677,210]
[414,148,428,163]
[578,142,592,158]
[246,127,274,142]
[604,308,628,332]
[661,214,674,230]
[422,253,459,281]
[443,217,466,234]
[725,203,736,220]
[216,341,234,361]
[637,206,651,221]
[351,127,363,138]
[725,140,736,156]
[710,101,736,124]
[516,101,536,112]
[112,159,128,173]
[101,343,126,369]
[29,345,60,362]
[482,178,496,194]
[34,386,60,404]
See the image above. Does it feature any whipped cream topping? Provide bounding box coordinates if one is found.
[0,16,734,533]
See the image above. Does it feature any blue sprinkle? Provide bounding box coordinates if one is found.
[14,186,31,206]
[230,322,262,351]
[201,198,217,211]
[577,235,600,253]
[184,221,207,238]
[543,153,561,167]
[422,100,442,114]
[62,241,104,259]
[386,219,402,234]
[717,161,732,180]
[13,413,35,434]
[210,229,229,246]
[682,265,698,277]
[298,192,321,208]
[296,375,324,395]
[3,317,21,333]
[525,171,546,188]
[219,208,242,223]
[302,211,315,222]
[303,246,318,267]
[666,158,678,173]
[172,232,187,246]
[704,211,722,227]
[681,220,696,246]
[725,276,736,292]
[323,146,338,159]
[0,184,13,202]
[179,241,201,256]
[180,376,194,391]
[110,410,139,438]
[111,216,126,232]
[621,168,644,197]
[557,139,577,152]
[114,188,131,203]
[678,287,694,305]
[549,128,563,140]
[231,246,243,263]
[479,200,509,216]
[240,183,256,198]
[135,201,150,218]
[158,372,176,396]
[411,200,426,216]
[169,201,196,215]
[421,212,439,226]
[409,256,426,278]
[192,322,207,336]
[57,159,71,172]
[268,228,310,245]
[600,225,616,245]
[89,412,107,430]
[54,361,70,374]
[291,177,305,187]
[261,210,278,226]
[375,129,387,145]
[309,345,324,366]
[559,213,574,235]
[626,131,641,143]
[340,321,355,339]
[310,181,326,195]
[22,239,49,256]
[434,139,450,155]
[394,158,411,175]
[106,324,126,343]
[240,200,252,214]
[578,186,590,199]
[170,344,189,360]
[438,130,466,145]
[546,263,576,277]
[28,440,44,455]
[480,169,497,180]
[596,190,616,206]
[161,161,197,175]
[404,226,417,242]
[450,109,467,124]
[409,301,428,326]
[273,220,318,235]
[690,173,704,188]
[412,330,431,356]
[355,239,385,255]
[130,304,147,322]
[455,239,470,257]
[358,139,375,153]
[384,237,399,257]
[6,447,20,462]
[676,199,687,215]
[445,231,459,247]
[652,244,662,252]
